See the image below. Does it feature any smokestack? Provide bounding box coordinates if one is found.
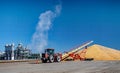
[11,43,14,60]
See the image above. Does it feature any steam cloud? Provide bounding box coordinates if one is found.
[30,3,62,52]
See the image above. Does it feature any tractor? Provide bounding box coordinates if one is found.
[41,48,62,63]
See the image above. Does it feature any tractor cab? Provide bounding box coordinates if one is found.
[45,48,54,55]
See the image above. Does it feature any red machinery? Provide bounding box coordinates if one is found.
[41,48,62,63]
[62,41,93,61]
[69,46,88,60]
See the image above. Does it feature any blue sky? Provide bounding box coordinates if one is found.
[0,0,120,53]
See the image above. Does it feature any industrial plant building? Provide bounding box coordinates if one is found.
[5,44,14,60]
[0,52,5,60]
[2,43,31,60]
[14,43,31,60]
[0,43,41,60]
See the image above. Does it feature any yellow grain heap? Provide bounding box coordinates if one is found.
[85,44,120,60]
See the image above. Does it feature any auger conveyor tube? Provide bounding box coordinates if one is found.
[62,41,93,61]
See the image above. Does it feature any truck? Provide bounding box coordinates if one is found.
[41,48,62,63]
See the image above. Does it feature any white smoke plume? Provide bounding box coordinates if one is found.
[30,3,62,52]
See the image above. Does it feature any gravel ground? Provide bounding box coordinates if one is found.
[0,61,120,73]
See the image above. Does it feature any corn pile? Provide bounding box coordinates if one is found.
[85,44,120,60]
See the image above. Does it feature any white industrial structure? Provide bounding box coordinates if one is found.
[5,44,14,60]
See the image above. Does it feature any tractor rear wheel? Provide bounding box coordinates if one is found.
[49,55,54,63]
